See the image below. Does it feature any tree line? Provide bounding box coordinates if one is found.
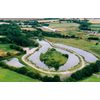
[65,60,100,82]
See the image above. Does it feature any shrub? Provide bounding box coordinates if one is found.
[87,36,99,41]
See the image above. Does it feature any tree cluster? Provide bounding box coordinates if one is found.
[0,23,39,47]
[66,60,100,82]
[87,36,100,41]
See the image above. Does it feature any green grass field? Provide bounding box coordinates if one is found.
[46,37,100,58]
[49,22,79,29]
[0,67,40,82]
[81,75,100,82]
[90,24,100,31]
[40,48,68,70]
[0,44,15,52]
[49,22,79,35]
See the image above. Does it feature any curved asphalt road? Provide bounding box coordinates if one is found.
[21,40,86,75]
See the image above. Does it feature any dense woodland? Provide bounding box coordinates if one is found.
[0,23,38,47]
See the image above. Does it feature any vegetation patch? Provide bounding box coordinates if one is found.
[0,61,60,82]
[40,48,68,70]
[0,44,15,52]
[90,44,100,56]
[49,22,79,32]
[0,67,40,82]
[65,60,100,82]
[81,73,100,82]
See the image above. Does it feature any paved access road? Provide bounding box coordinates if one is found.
[22,40,98,75]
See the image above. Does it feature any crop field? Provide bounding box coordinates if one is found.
[89,19,100,24]
[90,24,100,31]
[49,22,79,32]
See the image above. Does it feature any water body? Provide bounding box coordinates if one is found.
[54,43,98,63]
[28,40,80,71]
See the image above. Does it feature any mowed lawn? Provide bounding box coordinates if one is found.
[0,68,40,82]
[46,37,100,58]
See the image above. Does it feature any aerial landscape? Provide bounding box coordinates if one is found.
[0,18,100,82]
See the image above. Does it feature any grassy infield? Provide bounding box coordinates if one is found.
[40,48,68,70]
[0,22,100,82]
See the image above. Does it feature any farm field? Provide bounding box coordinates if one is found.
[48,22,79,34]
[88,19,100,24]
[0,68,40,82]
[47,22,88,39]
[37,19,58,23]
[90,24,100,31]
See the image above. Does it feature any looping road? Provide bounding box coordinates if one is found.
[22,40,86,76]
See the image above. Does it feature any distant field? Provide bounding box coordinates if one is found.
[89,19,100,24]
[49,22,79,32]
[90,24,100,31]
[38,19,58,23]
[21,27,36,31]
[46,37,100,58]
[0,68,40,82]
